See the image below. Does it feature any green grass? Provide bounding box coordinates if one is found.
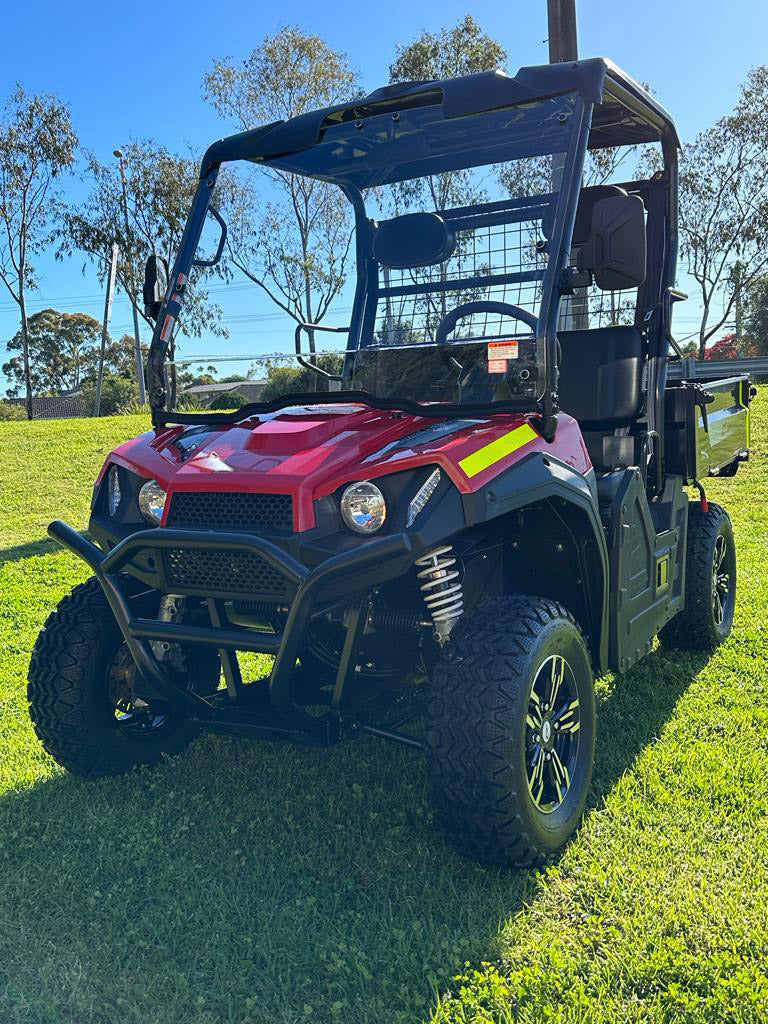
[0,404,766,1024]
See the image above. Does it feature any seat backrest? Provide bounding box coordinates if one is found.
[558,325,644,427]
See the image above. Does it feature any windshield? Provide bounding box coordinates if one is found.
[293,93,578,411]
[325,96,581,411]
[345,184,559,408]
[150,91,583,423]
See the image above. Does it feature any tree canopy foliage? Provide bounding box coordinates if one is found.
[64,141,225,341]
[204,27,358,338]
[679,66,768,357]
[254,354,344,402]
[743,275,768,356]
[2,308,137,396]
[389,17,506,213]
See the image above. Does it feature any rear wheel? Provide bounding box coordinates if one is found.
[28,577,218,777]
[426,596,596,867]
[659,501,736,650]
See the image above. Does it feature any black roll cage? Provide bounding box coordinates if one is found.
[146,58,680,464]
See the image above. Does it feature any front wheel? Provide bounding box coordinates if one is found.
[426,596,596,867]
[28,577,218,777]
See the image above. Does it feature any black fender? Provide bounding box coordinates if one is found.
[461,451,609,674]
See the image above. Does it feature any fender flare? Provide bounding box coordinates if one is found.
[461,451,609,673]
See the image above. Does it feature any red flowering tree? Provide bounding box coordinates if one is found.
[703,334,738,360]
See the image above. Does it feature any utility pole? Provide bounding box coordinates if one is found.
[547,0,579,63]
[113,149,147,405]
[94,243,119,417]
[547,0,586,328]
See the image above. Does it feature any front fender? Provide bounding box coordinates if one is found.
[461,452,609,673]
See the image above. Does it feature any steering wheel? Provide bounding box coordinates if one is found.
[434,300,538,346]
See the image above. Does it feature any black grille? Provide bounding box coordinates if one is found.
[167,491,293,531]
[164,549,290,598]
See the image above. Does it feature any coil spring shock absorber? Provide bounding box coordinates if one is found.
[415,545,464,645]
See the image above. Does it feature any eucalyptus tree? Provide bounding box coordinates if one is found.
[389,16,507,212]
[0,87,78,417]
[2,308,135,396]
[678,66,768,357]
[65,141,225,341]
[204,27,359,352]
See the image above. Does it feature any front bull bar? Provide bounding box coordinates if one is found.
[48,520,413,743]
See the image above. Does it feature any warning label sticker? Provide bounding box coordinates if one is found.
[487,339,519,373]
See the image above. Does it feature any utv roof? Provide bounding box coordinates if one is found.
[200,57,679,185]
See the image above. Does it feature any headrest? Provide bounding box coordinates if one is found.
[372,212,456,269]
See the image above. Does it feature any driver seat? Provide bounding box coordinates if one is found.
[557,325,644,469]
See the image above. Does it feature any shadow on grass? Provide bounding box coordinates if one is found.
[0,536,59,566]
[0,645,708,1024]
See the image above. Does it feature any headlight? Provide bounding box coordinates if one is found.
[138,480,167,524]
[340,480,386,534]
[107,465,122,516]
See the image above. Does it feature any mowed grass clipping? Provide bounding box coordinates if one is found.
[0,399,766,1024]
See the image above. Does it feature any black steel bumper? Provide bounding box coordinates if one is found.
[48,520,414,744]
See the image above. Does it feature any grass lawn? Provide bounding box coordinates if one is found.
[0,402,766,1024]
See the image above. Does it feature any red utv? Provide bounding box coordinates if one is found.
[30,59,752,865]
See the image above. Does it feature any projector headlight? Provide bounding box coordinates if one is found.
[138,479,167,525]
[106,465,122,517]
[340,481,387,534]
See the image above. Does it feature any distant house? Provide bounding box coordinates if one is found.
[181,379,267,408]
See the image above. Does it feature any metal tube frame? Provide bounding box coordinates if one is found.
[48,519,412,745]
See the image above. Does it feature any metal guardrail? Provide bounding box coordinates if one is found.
[667,356,768,380]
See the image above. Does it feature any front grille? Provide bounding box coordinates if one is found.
[164,548,290,598]
[167,491,293,532]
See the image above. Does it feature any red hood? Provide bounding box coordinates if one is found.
[102,404,590,531]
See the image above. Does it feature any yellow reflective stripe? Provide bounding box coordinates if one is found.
[458,423,538,478]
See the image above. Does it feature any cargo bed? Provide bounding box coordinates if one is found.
[664,374,753,481]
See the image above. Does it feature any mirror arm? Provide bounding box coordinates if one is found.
[661,286,688,359]
[294,322,348,380]
[192,205,228,268]
[559,266,592,293]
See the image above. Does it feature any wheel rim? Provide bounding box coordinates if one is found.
[526,654,580,814]
[107,645,171,737]
[712,533,732,626]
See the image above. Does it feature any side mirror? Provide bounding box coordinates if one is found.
[577,194,646,291]
[142,253,169,321]
[373,212,456,269]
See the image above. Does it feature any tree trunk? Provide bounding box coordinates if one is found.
[18,282,33,420]
[698,303,709,361]
[303,255,318,393]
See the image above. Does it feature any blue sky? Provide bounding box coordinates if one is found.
[2,0,767,388]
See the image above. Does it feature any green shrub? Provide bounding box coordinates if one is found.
[174,392,202,411]
[209,390,248,410]
[0,400,27,421]
[81,375,138,416]
[259,355,343,402]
